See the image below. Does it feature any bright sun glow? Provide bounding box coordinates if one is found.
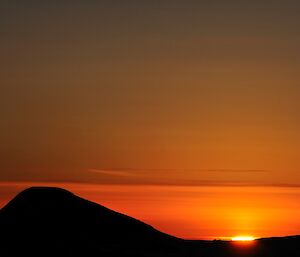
[231,236,255,242]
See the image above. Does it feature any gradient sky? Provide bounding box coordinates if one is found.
[1,0,300,239]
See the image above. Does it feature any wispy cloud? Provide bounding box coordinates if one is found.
[88,169,140,177]
[88,168,270,174]
[2,180,300,190]
[87,167,272,187]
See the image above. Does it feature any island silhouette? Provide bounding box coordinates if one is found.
[0,187,299,257]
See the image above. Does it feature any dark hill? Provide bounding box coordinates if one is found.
[0,187,185,257]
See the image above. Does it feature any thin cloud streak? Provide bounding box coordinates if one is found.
[86,168,278,187]
[2,180,300,189]
[89,168,270,173]
[88,169,139,177]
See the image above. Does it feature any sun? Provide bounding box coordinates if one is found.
[231,236,255,242]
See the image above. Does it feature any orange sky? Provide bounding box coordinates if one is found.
[2,182,300,240]
[1,1,300,239]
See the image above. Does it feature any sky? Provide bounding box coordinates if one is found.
[1,0,300,239]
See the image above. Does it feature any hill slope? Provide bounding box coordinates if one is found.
[0,187,184,256]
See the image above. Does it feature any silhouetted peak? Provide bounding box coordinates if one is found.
[0,187,80,217]
[17,186,74,199]
[12,186,74,202]
[0,186,181,250]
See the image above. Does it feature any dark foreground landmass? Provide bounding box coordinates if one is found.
[0,187,299,257]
